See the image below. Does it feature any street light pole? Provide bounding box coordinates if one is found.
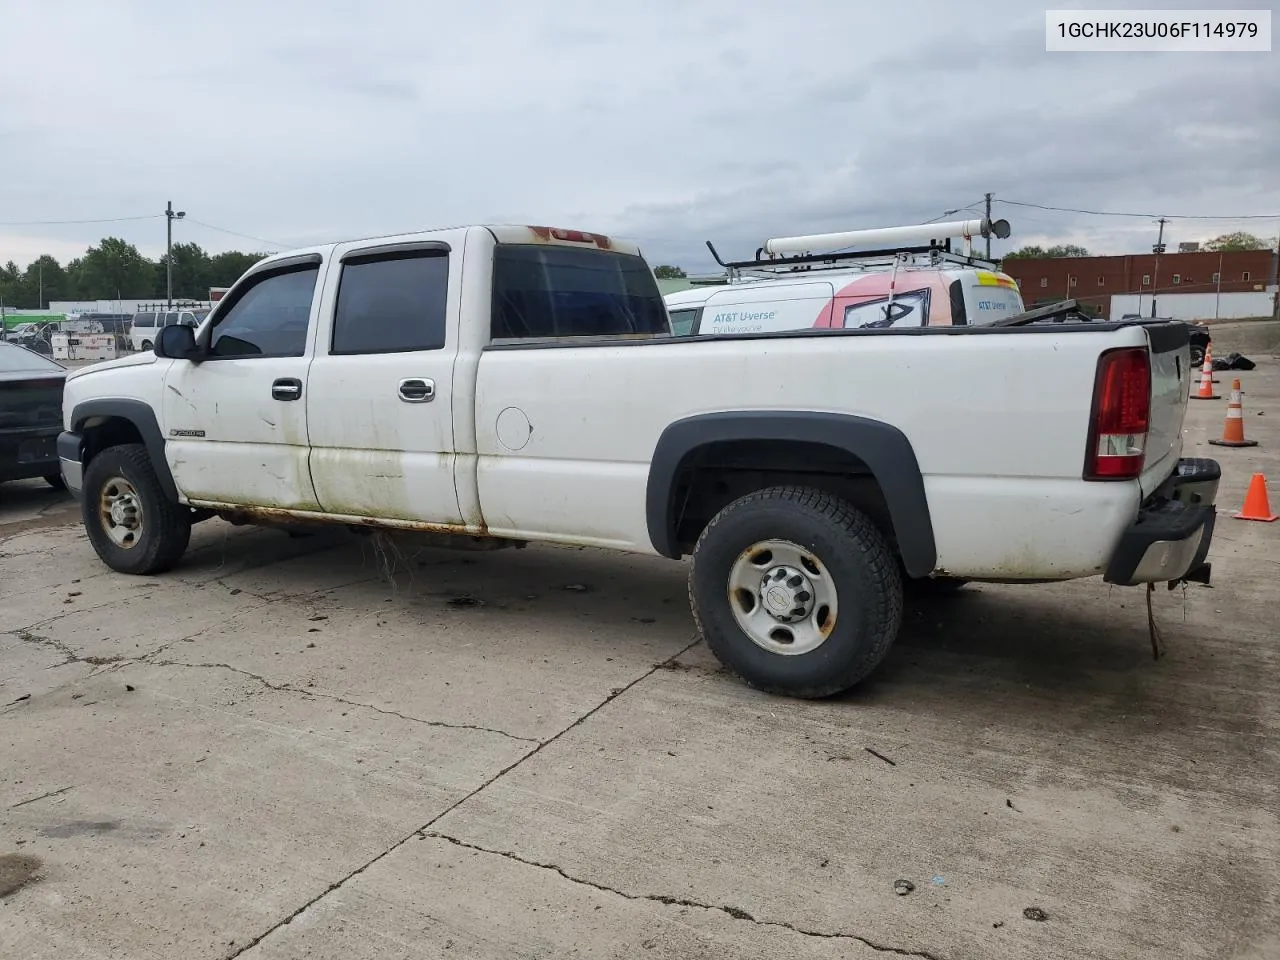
[166,200,186,309]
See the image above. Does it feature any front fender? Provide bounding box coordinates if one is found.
[69,398,179,502]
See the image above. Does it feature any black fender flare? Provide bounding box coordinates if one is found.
[645,411,937,577]
[69,399,179,502]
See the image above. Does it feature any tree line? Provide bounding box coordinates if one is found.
[1003,232,1273,261]
[0,237,267,310]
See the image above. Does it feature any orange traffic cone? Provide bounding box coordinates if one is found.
[1191,351,1219,400]
[1234,473,1278,522]
[1204,343,1220,384]
[1209,379,1258,448]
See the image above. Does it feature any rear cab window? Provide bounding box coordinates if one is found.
[491,245,669,341]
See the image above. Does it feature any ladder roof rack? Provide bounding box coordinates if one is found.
[705,217,1012,280]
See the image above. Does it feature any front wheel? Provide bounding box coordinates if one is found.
[139,340,153,352]
[82,443,191,574]
[689,486,903,698]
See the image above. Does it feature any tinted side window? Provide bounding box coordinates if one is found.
[332,252,449,354]
[133,313,156,328]
[209,266,319,359]
[163,312,179,326]
[492,246,669,340]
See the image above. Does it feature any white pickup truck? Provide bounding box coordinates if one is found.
[58,223,1220,698]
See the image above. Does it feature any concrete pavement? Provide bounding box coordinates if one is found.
[2,333,1279,959]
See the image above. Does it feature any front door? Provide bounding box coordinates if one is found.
[305,241,464,526]
[162,260,325,511]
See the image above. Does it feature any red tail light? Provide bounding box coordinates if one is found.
[1085,346,1150,480]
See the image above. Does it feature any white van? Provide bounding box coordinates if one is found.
[667,219,1025,336]
[667,264,1024,336]
[129,310,203,352]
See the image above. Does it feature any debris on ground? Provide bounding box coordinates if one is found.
[1213,352,1256,371]
[865,747,896,766]
[894,879,915,896]
[1023,907,1048,921]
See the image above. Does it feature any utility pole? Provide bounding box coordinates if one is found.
[1150,217,1168,317]
[165,200,186,309]
[984,192,993,259]
[1214,251,1223,321]
[38,260,43,310]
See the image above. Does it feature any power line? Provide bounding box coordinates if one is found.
[922,201,986,223]
[183,217,284,250]
[996,199,1280,221]
[0,213,163,226]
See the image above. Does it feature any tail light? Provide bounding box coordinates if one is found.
[1085,346,1150,481]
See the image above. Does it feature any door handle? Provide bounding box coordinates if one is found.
[272,377,303,401]
[398,378,435,403]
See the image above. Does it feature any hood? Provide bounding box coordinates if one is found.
[64,351,157,381]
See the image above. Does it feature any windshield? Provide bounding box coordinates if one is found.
[0,342,64,373]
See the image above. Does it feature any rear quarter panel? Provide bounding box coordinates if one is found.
[473,325,1157,579]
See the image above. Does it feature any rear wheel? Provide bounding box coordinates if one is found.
[139,340,153,352]
[689,486,903,698]
[82,443,191,574]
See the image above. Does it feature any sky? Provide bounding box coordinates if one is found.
[2,0,1278,276]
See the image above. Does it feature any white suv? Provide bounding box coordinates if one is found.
[129,310,203,352]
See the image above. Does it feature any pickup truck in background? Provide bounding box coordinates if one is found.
[57,222,1219,698]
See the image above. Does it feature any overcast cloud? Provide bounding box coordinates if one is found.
[2,0,1277,274]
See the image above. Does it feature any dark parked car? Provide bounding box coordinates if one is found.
[0,341,67,490]
[1121,314,1210,364]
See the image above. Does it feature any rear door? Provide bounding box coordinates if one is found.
[961,270,1025,325]
[305,237,465,525]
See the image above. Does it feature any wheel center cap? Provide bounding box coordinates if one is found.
[765,586,793,613]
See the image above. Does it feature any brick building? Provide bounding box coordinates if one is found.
[1002,248,1277,315]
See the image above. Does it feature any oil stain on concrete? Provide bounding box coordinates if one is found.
[0,854,44,898]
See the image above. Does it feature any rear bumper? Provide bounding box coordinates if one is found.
[57,431,84,499]
[1104,457,1219,586]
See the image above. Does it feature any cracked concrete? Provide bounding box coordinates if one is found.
[423,832,942,959]
[3,359,1280,959]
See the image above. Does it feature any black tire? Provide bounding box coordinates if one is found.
[689,485,903,699]
[44,472,67,491]
[140,340,153,352]
[1190,344,1205,367]
[82,443,191,575]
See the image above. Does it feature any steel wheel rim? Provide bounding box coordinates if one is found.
[727,539,837,656]
[98,475,144,549]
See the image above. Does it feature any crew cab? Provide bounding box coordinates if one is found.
[58,222,1219,699]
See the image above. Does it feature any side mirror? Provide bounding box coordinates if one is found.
[155,323,203,361]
